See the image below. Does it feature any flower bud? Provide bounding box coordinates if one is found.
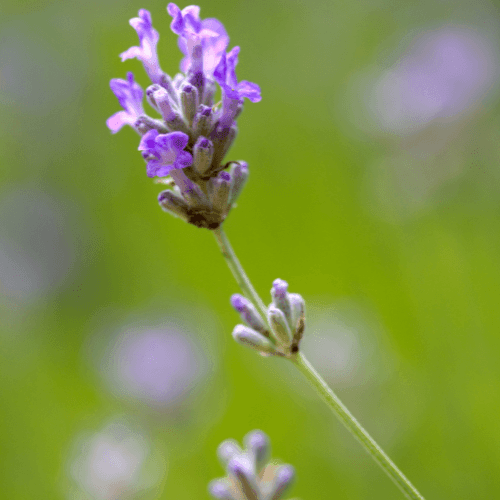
[153,86,190,134]
[217,439,243,467]
[228,455,259,500]
[145,84,162,111]
[267,305,292,347]
[192,136,214,175]
[202,79,216,106]
[134,115,168,134]
[288,293,305,335]
[180,83,199,125]
[232,325,275,355]
[169,169,209,208]
[230,294,269,337]
[243,430,270,473]
[193,105,214,138]
[268,465,295,500]
[159,73,179,105]
[208,479,235,500]
[211,123,238,169]
[210,171,232,214]
[271,279,292,328]
[157,190,190,222]
[227,162,249,208]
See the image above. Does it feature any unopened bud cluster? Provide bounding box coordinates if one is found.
[209,430,295,500]
[107,5,261,229]
[231,279,305,358]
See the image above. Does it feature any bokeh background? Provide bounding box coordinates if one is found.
[1,0,500,498]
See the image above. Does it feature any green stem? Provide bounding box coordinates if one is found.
[211,224,426,500]
[292,353,425,500]
[212,225,267,318]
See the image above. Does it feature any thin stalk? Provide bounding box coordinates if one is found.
[212,225,267,317]
[211,224,425,500]
[292,353,425,500]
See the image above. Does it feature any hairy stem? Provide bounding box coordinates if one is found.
[212,224,425,500]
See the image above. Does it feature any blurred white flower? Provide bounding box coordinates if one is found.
[69,420,164,500]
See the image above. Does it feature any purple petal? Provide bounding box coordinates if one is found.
[226,46,240,89]
[155,131,189,153]
[138,129,159,151]
[237,81,261,102]
[106,111,131,133]
[175,150,193,168]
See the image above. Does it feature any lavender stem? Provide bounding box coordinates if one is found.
[212,224,426,500]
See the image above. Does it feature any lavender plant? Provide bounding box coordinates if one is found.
[107,5,426,499]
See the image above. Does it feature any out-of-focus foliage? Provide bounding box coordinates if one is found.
[1,0,500,498]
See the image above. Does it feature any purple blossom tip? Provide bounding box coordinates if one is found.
[214,46,262,104]
[167,3,229,78]
[120,9,163,83]
[245,430,269,451]
[208,480,232,499]
[219,171,231,182]
[230,293,248,312]
[107,72,145,133]
[158,191,169,203]
[272,279,289,297]
[199,104,212,117]
[228,455,253,477]
[198,137,210,148]
[276,464,295,483]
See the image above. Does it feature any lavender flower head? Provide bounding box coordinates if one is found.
[231,279,306,358]
[107,5,260,229]
[209,430,295,500]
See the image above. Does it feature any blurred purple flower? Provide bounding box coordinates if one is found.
[0,187,75,305]
[120,9,163,84]
[371,27,499,135]
[138,129,193,178]
[103,326,206,407]
[167,3,229,79]
[107,72,144,134]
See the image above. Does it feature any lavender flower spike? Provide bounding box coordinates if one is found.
[120,10,163,84]
[107,72,145,134]
[214,46,261,128]
[167,3,229,79]
[209,431,296,500]
[138,129,193,178]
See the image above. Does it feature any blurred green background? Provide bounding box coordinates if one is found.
[2,0,500,498]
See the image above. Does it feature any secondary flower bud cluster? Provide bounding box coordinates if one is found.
[231,279,306,358]
[107,5,261,229]
[209,430,295,500]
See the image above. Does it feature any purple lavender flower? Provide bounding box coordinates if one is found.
[120,9,163,84]
[138,129,193,178]
[167,3,229,79]
[106,72,145,133]
[214,46,261,128]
